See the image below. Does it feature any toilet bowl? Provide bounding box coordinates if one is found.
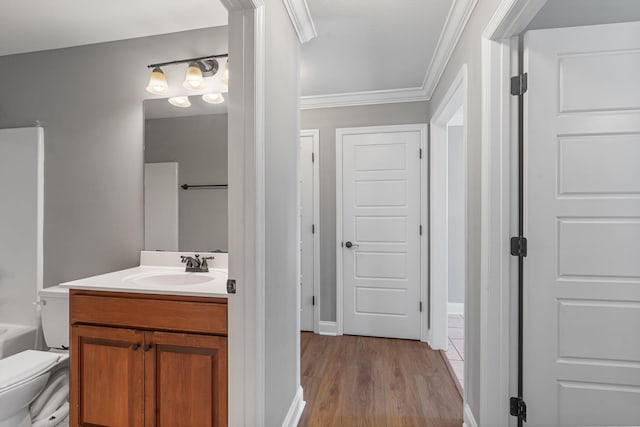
[0,286,69,427]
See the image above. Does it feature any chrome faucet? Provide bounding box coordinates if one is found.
[180,254,214,273]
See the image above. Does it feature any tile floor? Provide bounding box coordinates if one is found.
[446,313,464,389]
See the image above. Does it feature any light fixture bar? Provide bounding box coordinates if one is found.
[147,53,228,69]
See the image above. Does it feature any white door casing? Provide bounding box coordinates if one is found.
[299,130,320,332]
[336,124,426,340]
[524,21,640,426]
[429,65,468,350]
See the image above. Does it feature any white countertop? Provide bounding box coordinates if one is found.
[59,255,228,298]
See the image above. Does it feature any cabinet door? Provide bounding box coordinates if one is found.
[71,325,144,426]
[144,331,228,427]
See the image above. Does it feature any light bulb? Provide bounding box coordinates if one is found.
[221,61,229,85]
[183,62,206,90]
[168,96,191,108]
[145,67,168,95]
[202,93,224,104]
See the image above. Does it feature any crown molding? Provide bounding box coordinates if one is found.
[422,0,478,99]
[283,0,317,44]
[300,86,428,110]
[220,0,264,11]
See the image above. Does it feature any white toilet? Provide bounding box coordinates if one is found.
[0,286,69,427]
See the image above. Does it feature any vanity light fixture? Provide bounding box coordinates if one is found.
[168,96,191,108]
[183,62,206,90]
[202,93,225,104]
[145,67,169,95]
[146,53,228,95]
[221,61,229,85]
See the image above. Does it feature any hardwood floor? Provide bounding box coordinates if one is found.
[299,333,463,427]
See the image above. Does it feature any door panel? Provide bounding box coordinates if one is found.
[524,22,640,426]
[145,331,227,427]
[71,325,144,427]
[341,129,422,339]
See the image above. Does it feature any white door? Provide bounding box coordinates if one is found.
[524,22,640,426]
[144,163,179,251]
[338,126,422,339]
[299,130,318,332]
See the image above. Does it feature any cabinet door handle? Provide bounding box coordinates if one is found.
[131,343,140,351]
[143,344,152,352]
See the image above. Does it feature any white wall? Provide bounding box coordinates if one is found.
[0,128,43,327]
[427,0,502,419]
[447,125,465,306]
[264,3,302,425]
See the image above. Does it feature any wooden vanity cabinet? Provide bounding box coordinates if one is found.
[69,290,228,427]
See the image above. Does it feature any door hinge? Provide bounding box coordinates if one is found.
[312,295,316,306]
[510,73,528,96]
[312,152,315,163]
[419,148,423,159]
[419,224,423,235]
[510,236,528,257]
[419,301,423,312]
[510,397,527,422]
[312,224,315,234]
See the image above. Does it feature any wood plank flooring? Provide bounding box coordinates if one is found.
[299,333,463,427]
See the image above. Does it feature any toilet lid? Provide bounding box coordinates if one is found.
[0,350,60,391]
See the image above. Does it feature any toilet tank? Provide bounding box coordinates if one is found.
[38,285,69,349]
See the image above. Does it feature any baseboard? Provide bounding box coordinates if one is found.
[462,403,478,427]
[318,321,337,336]
[448,302,464,315]
[282,386,306,427]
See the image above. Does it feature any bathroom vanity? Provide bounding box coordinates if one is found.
[60,252,228,427]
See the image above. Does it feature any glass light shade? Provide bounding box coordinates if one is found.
[168,96,191,108]
[145,67,168,95]
[202,93,224,104]
[183,62,206,90]
[221,61,229,85]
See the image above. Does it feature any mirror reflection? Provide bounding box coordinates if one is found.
[143,96,228,253]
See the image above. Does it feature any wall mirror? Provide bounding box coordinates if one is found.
[143,95,228,253]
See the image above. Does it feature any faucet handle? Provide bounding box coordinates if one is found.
[201,256,214,269]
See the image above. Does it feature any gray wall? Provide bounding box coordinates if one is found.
[144,114,228,252]
[0,26,227,288]
[264,3,301,425]
[427,0,502,420]
[447,125,465,306]
[301,101,429,321]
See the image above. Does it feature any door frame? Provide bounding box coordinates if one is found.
[479,0,548,425]
[300,129,321,333]
[428,65,468,351]
[222,1,266,425]
[335,123,428,339]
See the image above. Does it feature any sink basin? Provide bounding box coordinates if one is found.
[124,272,214,286]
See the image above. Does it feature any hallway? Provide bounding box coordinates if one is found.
[299,333,462,427]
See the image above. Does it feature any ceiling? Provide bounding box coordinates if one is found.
[0,0,228,57]
[301,0,454,98]
[527,0,640,30]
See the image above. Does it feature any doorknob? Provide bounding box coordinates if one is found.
[345,241,359,249]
